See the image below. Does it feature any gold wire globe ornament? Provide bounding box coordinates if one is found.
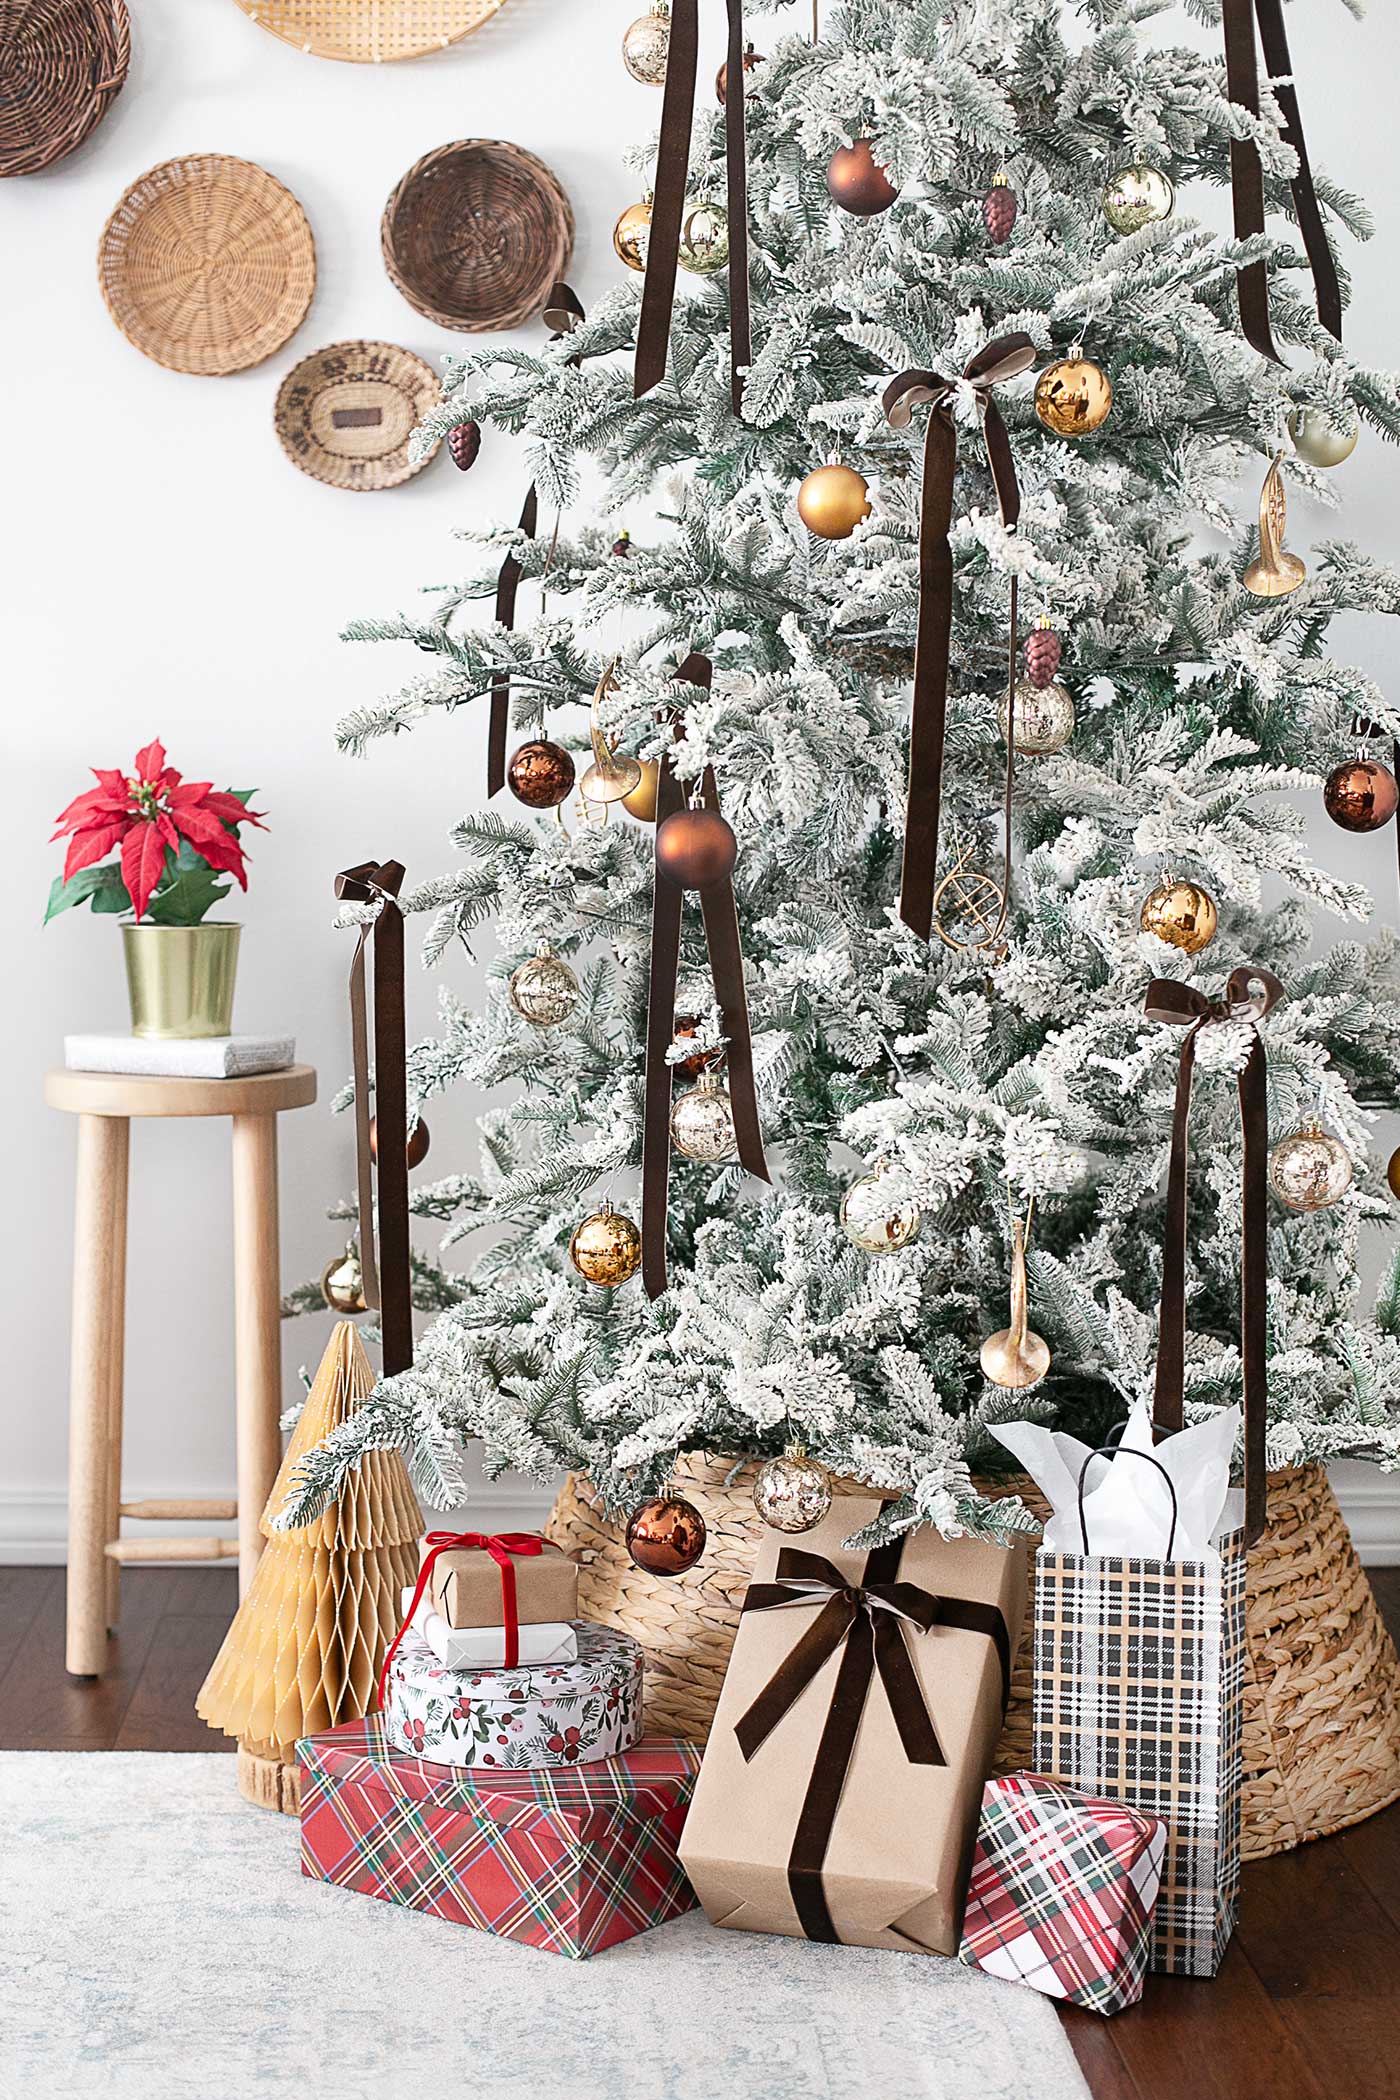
[677,198,730,275]
[932,848,1009,954]
[669,1068,738,1163]
[1288,407,1359,469]
[752,1446,834,1533]
[621,2,670,83]
[1139,874,1218,955]
[1243,454,1306,599]
[979,1198,1052,1390]
[1000,677,1075,755]
[579,663,643,807]
[840,1156,922,1255]
[1267,1125,1354,1212]
[613,198,653,272]
[1033,345,1113,438]
[568,1200,643,1287]
[1102,163,1175,235]
[508,941,581,1027]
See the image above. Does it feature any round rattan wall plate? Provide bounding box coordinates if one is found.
[98,154,316,375]
[274,340,441,490]
[0,0,130,178]
[381,138,573,333]
[232,0,506,63]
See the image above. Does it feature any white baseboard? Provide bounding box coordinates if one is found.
[2,1471,1395,1565]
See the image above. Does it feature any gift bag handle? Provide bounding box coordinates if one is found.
[1076,1444,1179,1558]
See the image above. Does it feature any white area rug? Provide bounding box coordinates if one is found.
[1,1754,1090,2100]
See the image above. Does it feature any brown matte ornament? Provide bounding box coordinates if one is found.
[508,739,576,808]
[622,757,661,822]
[827,139,899,216]
[370,1115,430,1169]
[569,1201,643,1286]
[1323,758,1399,833]
[1140,877,1218,955]
[716,41,760,102]
[1388,1147,1400,1202]
[448,419,481,471]
[656,805,738,889]
[982,173,1017,243]
[797,462,871,540]
[613,199,653,272]
[625,1493,707,1577]
[1034,353,1113,438]
[1024,618,1062,689]
[320,1240,367,1314]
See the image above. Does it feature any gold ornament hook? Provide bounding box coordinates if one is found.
[1243,454,1306,599]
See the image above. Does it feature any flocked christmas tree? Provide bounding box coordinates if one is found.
[285,0,1400,1543]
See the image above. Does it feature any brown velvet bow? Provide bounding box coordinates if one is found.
[882,334,1038,943]
[641,653,769,1300]
[635,0,752,413]
[334,860,413,1376]
[1222,0,1341,361]
[734,1540,1011,1944]
[1143,964,1284,1545]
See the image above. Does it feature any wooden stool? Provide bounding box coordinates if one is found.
[45,1065,317,1679]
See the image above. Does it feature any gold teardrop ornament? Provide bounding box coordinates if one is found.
[1243,455,1306,599]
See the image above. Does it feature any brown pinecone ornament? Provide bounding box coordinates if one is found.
[448,420,481,472]
[1024,619,1063,689]
[982,173,1017,243]
[612,529,632,556]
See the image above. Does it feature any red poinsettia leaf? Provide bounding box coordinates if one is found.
[133,739,166,784]
[63,818,129,881]
[200,789,266,829]
[156,812,180,851]
[121,821,168,921]
[166,781,214,807]
[91,767,131,797]
[52,783,131,836]
[169,806,249,883]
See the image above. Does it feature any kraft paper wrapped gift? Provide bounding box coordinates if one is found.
[418,1529,579,1632]
[680,1497,1027,1955]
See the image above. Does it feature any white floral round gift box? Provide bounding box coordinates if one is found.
[382,1621,644,1770]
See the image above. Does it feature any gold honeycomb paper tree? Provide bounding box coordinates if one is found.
[196,1320,422,1813]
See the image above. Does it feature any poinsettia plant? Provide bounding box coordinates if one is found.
[47,740,266,926]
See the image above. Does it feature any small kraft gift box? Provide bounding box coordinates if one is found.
[415,1528,579,1635]
[299,1716,700,1958]
[680,1495,1028,1954]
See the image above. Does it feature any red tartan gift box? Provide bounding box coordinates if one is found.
[299,1716,700,1959]
[958,1771,1166,2016]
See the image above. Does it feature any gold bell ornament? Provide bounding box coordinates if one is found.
[1288,408,1358,469]
[1243,454,1305,599]
[569,1200,643,1286]
[613,197,653,273]
[1139,875,1218,956]
[1102,163,1175,235]
[797,459,871,540]
[1268,1124,1353,1212]
[621,2,670,83]
[320,1240,367,1315]
[1034,345,1113,438]
[752,1446,833,1533]
[508,941,581,1027]
[669,1067,738,1162]
[578,662,642,807]
[840,1156,921,1255]
[979,1197,1052,1390]
[677,198,730,275]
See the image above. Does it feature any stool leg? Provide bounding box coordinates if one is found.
[231,1111,283,1595]
[104,1126,129,1632]
[67,1113,128,1679]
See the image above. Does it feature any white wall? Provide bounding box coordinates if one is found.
[4,1,1399,1560]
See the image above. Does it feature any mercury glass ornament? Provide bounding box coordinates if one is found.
[1288,408,1359,468]
[1323,756,1398,833]
[625,1493,707,1577]
[568,1201,643,1287]
[320,1240,367,1314]
[999,677,1075,755]
[1268,1126,1353,1212]
[840,1157,921,1256]
[621,4,669,83]
[752,1447,833,1534]
[1102,163,1175,235]
[508,941,581,1027]
[613,199,653,272]
[1139,876,1218,955]
[669,1069,737,1162]
[677,199,729,275]
[1034,350,1113,438]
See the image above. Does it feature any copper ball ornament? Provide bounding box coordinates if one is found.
[370,1115,430,1168]
[716,41,759,103]
[1288,408,1358,468]
[1000,677,1075,755]
[677,199,729,275]
[1388,1147,1400,1203]
[840,1159,921,1255]
[797,462,871,540]
[827,139,899,216]
[447,419,481,472]
[655,805,738,889]
[752,1448,833,1533]
[625,1493,707,1577]
[508,739,576,809]
[568,1202,643,1287]
[671,1015,717,1078]
[621,5,669,83]
[1268,1126,1353,1212]
[982,173,1017,243]
[1139,877,1218,955]
[320,1241,367,1314]
[622,757,660,823]
[1034,353,1113,438]
[1102,163,1175,235]
[613,199,653,272]
[1323,758,1398,833]
[508,942,581,1027]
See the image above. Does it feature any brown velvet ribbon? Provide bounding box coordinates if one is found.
[488,283,587,798]
[1143,964,1284,1546]
[335,860,413,1377]
[734,1541,1012,1944]
[1223,0,1342,362]
[882,334,1038,943]
[641,652,769,1300]
[635,0,752,414]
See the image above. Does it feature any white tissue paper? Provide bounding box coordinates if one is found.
[398,1588,579,1670]
[991,1398,1244,1562]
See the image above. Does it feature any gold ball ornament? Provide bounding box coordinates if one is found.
[625,1493,707,1577]
[677,199,729,275]
[568,1201,643,1287]
[840,1158,921,1256]
[621,757,660,823]
[827,139,900,216]
[320,1241,367,1315]
[613,199,653,273]
[1324,757,1399,833]
[508,942,581,1027]
[1000,677,1075,755]
[1034,351,1113,438]
[797,462,871,540]
[1268,1126,1353,1212]
[1102,163,1175,235]
[1288,408,1359,469]
[621,5,669,84]
[752,1447,833,1534]
[1139,877,1218,956]
[669,1069,737,1163]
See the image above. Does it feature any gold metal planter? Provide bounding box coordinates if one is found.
[122,923,241,1039]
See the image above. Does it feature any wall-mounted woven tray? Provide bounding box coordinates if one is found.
[381,138,573,333]
[1,0,130,178]
[98,154,316,375]
[274,340,441,490]
[231,0,507,64]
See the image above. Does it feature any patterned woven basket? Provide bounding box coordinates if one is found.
[232,0,507,63]
[273,339,441,490]
[381,139,573,333]
[546,1454,1400,1860]
[97,154,316,375]
[1,0,129,178]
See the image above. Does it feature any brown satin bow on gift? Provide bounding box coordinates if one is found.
[334,860,413,1376]
[882,334,1038,944]
[1143,964,1283,1545]
[734,1541,1011,1944]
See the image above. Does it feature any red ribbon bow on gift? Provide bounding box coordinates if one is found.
[378,1530,558,1708]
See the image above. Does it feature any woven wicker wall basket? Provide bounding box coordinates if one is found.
[546,1455,1400,1861]
[274,339,441,490]
[381,139,574,333]
[0,0,129,178]
[232,0,507,64]
[97,154,316,375]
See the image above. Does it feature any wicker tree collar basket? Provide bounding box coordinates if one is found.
[274,340,441,490]
[381,139,574,333]
[0,0,130,178]
[232,0,507,63]
[98,154,316,375]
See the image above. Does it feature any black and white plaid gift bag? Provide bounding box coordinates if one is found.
[1031,1529,1246,1977]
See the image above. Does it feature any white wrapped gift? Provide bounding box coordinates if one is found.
[382,1622,643,1771]
[399,1587,578,1670]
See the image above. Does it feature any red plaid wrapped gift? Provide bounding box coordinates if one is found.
[299,1716,700,1959]
[958,1771,1166,2016]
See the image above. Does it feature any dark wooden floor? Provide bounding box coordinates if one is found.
[3,1563,1398,2098]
